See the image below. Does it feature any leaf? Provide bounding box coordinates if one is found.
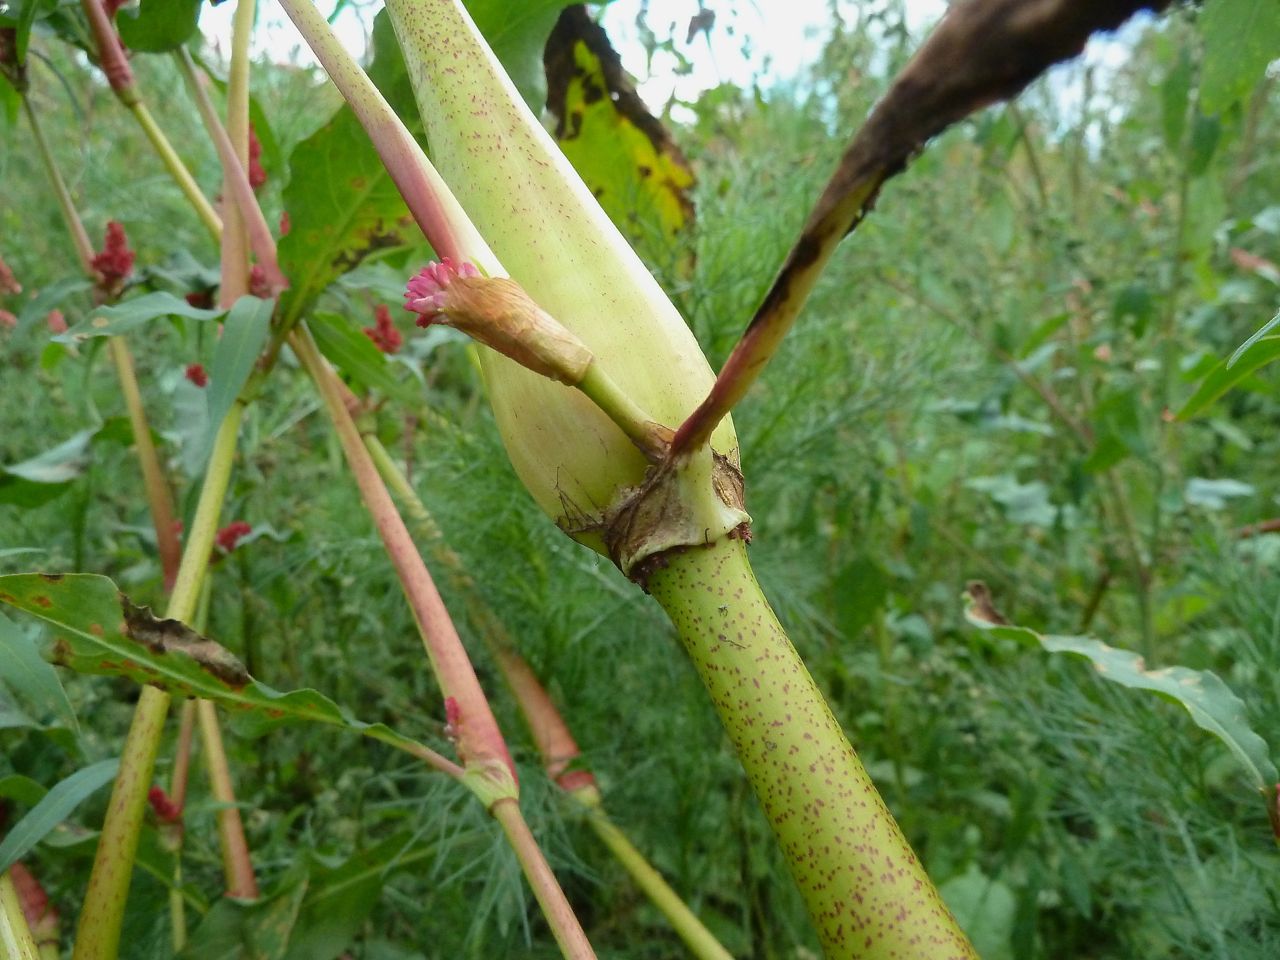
[0,574,450,766]
[200,296,272,463]
[0,418,135,507]
[116,0,201,53]
[964,591,1279,811]
[14,277,93,333]
[0,615,78,733]
[55,292,223,344]
[179,862,310,960]
[1184,476,1255,509]
[1199,0,1280,116]
[545,7,696,264]
[463,0,574,110]
[277,104,413,327]
[0,775,48,807]
[1177,335,1280,419]
[308,312,417,404]
[939,865,1016,960]
[0,758,120,873]
[1228,309,1280,368]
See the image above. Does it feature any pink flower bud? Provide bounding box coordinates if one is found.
[185,363,208,388]
[404,261,594,385]
[248,264,273,299]
[0,310,15,330]
[279,211,291,237]
[46,309,67,334]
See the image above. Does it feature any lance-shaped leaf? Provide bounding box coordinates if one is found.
[1177,326,1280,420]
[55,292,224,344]
[964,583,1279,835]
[0,418,137,507]
[0,574,457,774]
[0,758,120,873]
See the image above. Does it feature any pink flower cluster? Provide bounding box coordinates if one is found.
[404,258,479,326]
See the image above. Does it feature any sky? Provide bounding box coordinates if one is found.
[201,0,953,107]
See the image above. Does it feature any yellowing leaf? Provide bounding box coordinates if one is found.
[545,8,695,267]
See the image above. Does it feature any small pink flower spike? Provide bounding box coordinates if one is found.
[404,258,480,326]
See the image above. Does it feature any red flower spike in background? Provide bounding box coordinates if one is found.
[185,363,209,388]
[248,124,267,190]
[279,210,291,237]
[91,220,135,293]
[0,254,21,295]
[363,304,402,354]
[403,257,480,324]
[0,310,15,330]
[186,289,215,309]
[248,263,272,299]
[215,520,252,553]
[46,309,67,334]
[9,862,59,944]
[147,786,182,824]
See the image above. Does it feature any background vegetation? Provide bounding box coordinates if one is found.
[2,2,1279,957]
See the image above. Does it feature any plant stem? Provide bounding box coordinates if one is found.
[106,337,181,590]
[0,871,41,960]
[173,49,283,289]
[127,101,222,243]
[647,538,975,960]
[71,687,170,960]
[277,0,480,263]
[218,0,255,305]
[579,798,733,960]
[73,406,244,960]
[288,327,516,788]
[490,799,596,960]
[196,698,258,898]
[577,363,670,461]
[21,95,95,273]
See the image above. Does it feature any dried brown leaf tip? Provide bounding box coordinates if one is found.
[121,596,251,688]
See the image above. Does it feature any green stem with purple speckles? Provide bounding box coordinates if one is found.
[647,537,976,960]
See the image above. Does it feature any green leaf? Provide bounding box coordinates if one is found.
[1199,0,1280,116]
[964,591,1278,807]
[0,574,449,767]
[940,865,1016,960]
[1177,335,1280,419]
[0,758,120,873]
[277,103,413,327]
[200,296,272,463]
[116,0,201,53]
[15,277,93,333]
[308,312,417,404]
[832,555,889,636]
[0,614,78,732]
[1228,308,1280,367]
[0,774,48,808]
[0,418,136,507]
[463,0,573,110]
[55,291,223,344]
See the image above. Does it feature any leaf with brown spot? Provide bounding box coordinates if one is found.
[545,7,696,269]
[0,574,451,765]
